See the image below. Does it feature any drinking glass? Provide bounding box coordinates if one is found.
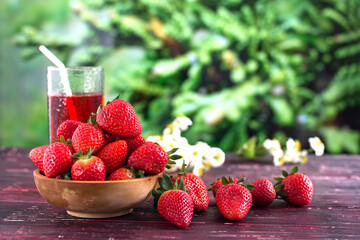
[47,67,104,142]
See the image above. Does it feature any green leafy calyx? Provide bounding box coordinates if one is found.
[55,135,72,146]
[88,115,98,126]
[72,147,95,161]
[151,173,187,208]
[274,166,299,198]
[165,148,182,169]
[215,176,252,191]
[129,167,145,178]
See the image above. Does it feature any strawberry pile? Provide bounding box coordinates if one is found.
[153,166,313,228]
[29,97,314,227]
[209,166,313,221]
[29,97,179,181]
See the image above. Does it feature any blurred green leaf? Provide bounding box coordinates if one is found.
[267,97,294,126]
[236,136,269,159]
[320,127,360,154]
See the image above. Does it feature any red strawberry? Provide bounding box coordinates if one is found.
[29,145,49,172]
[123,135,146,158]
[128,142,169,175]
[104,133,121,145]
[173,173,209,212]
[158,190,194,228]
[71,123,105,154]
[43,142,75,178]
[274,167,313,206]
[215,177,253,221]
[96,98,142,138]
[210,176,239,197]
[55,171,71,180]
[153,173,194,228]
[107,167,135,180]
[251,179,276,207]
[95,140,127,174]
[56,120,83,141]
[71,155,106,181]
[55,174,65,179]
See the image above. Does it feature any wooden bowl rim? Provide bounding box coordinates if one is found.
[33,169,162,184]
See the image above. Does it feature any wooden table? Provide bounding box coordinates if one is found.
[1,147,359,239]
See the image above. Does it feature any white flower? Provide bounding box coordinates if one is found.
[263,136,324,166]
[193,142,225,168]
[146,115,225,176]
[156,136,176,152]
[273,155,284,166]
[146,135,162,143]
[283,149,308,164]
[287,138,301,150]
[263,139,282,154]
[309,137,325,156]
[207,147,226,167]
[194,142,211,155]
[173,115,193,131]
[284,138,299,156]
[263,139,284,165]
[166,150,189,173]
[264,138,309,165]
[192,156,204,176]
[283,138,308,164]
[163,123,181,137]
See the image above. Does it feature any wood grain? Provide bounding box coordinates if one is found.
[1,147,359,239]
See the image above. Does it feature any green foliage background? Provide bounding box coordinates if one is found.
[1,0,360,153]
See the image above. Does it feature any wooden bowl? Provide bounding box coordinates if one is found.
[33,169,161,218]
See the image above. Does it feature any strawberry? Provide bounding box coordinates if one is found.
[107,167,135,181]
[96,98,142,138]
[55,174,65,179]
[128,142,180,175]
[56,120,83,141]
[251,179,276,207]
[274,166,313,206]
[173,172,209,212]
[215,177,253,221]
[210,176,239,197]
[71,152,106,181]
[55,171,71,180]
[158,190,194,228]
[71,123,105,154]
[43,142,75,178]
[29,145,49,172]
[153,173,194,228]
[95,140,127,174]
[104,133,121,145]
[123,135,146,158]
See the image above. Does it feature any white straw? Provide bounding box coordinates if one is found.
[39,45,72,96]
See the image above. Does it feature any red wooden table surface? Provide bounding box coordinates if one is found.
[1,147,359,239]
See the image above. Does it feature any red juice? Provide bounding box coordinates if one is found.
[48,93,104,142]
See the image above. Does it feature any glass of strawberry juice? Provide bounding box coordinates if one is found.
[47,66,104,142]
